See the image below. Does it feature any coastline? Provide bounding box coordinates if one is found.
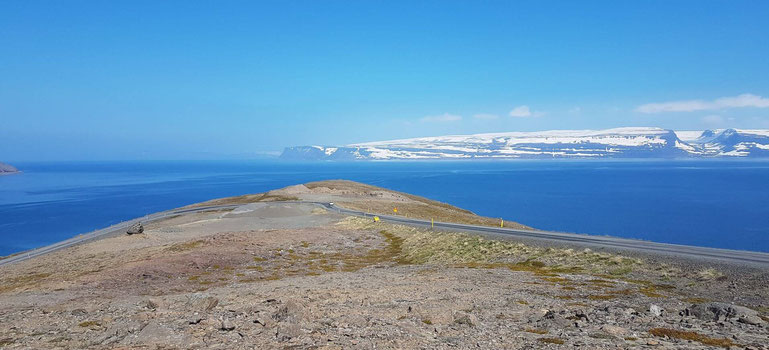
[0,181,767,349]
[4,181,769,269]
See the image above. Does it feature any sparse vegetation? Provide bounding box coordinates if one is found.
[538,337,565,345]
[0,272,52,293]
[167,240,204,252]
[697,268,724,281]
[648,328,740,348]
[525,328,548,334]
[78,321,100,328]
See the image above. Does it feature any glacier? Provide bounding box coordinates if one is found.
[280,127,769,160]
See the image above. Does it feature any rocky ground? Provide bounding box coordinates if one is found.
[0,181,767,349]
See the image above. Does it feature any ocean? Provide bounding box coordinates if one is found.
[1,160,768,256]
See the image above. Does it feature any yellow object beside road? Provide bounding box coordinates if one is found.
[373,216,380,222]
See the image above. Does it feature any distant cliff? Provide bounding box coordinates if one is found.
[0,162,19,174]
[281,127,769,160]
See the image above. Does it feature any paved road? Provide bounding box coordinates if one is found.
[323,203,769,268]
[3,201,769,269]
[0,204,240,267]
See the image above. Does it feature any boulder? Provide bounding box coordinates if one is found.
[649,304,663,317]
[126,222,144,235]
[273,300,305,323]
[276,323,302,342]
[452,311,478,327]
[684,302,763,325]
[220,317,235,331]
[601,325,629,336]
[190,296,218,313]
[539,309,572,328]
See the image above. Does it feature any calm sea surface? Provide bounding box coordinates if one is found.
[1,160,768,255]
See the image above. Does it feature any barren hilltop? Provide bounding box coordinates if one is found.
[1,180,767,349]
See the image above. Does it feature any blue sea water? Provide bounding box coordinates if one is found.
[1,160,768,256]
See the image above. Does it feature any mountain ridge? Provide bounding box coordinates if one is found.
[281,127,769,160]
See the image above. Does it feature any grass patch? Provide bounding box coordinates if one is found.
[606,289,634,296]
[648,328,739,348]
[608,266,633,276]
[0,272,53,293]
[541,276,571,284]
[589,333,615,339]
[422,319,432,325]
[684,297,710,304]
[78,321,100,328]
[586,278,616,287]
[566,302,589,307]
[696,268,724,281]
[537,337,565,345]
[525,328,548,334]
[639,286,665,298]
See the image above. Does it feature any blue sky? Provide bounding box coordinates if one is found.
[2,0,769,160]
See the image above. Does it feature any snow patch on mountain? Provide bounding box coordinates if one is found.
[281,127,769,160]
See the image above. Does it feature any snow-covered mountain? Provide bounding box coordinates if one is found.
[676,129,769,157]
[280,128,769,160]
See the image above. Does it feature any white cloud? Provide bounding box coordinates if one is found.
[473,113,499,120]
[509,105,544,118]
[636,93,769,113]
[420,113,462,122]
[509,105,531,117]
